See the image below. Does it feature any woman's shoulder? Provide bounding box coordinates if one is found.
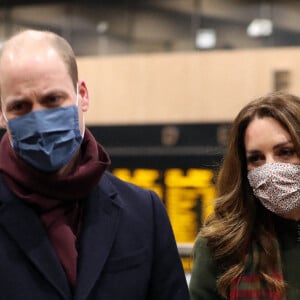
[189,236,223,300]
[193,235,211,257]
[192,235,221,278]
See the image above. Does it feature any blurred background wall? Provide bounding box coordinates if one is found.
[78,47,298,125]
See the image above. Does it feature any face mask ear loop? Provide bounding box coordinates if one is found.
[1,103,14,148]
[76,83,79,107]
[1,103,8,123]
[76,83,85,139]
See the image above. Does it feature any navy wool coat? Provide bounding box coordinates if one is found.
[0,172,189,300]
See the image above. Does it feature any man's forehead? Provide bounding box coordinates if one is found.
[0,43,60,70]
[0,31,54,61]
[0,45,67,94]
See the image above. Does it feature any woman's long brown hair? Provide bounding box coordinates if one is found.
[198,92,300,298]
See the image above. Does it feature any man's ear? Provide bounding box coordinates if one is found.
[78,80,89,112]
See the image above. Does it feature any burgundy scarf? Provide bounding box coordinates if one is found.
[0,128,110,288]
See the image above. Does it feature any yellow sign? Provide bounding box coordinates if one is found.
[112,168,216,239]
[112,167,217,272]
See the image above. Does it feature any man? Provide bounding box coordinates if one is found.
[0,29,189,300]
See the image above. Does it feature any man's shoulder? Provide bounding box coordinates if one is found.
[99,171,161,207]
[98,171,166,219]
[101,171,151,194]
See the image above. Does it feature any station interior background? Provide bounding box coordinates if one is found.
[1,0,300,55]
[1,0,300,281]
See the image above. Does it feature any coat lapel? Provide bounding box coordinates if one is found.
[0,197,72,300]
[74,175,122,300]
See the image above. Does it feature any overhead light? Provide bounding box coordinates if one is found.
[247,18,273,37]
[96,21,109,34]
[195,29,216,49]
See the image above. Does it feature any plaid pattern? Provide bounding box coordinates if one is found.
[229,239,284,300]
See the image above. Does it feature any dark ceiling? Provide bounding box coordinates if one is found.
[0,0,142,5]
[1,0,300,56]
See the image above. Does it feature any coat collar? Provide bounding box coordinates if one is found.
[74,173,123,300]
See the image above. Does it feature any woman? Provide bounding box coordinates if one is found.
[189,92,300,299]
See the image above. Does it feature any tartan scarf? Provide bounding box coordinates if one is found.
[230,238,284,300]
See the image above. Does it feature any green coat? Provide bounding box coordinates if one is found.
[189,216,300,300]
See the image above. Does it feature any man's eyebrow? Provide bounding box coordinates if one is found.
[41,90,69,97]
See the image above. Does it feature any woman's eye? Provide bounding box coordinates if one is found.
[280,148,296,157]
[247,154,261,164]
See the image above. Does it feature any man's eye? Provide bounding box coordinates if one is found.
[8,102,30,113]
[13,103,24,111]
[45,95,63,106]
[48,96,60,102]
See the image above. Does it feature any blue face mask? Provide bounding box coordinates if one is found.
[5,104,83,173]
